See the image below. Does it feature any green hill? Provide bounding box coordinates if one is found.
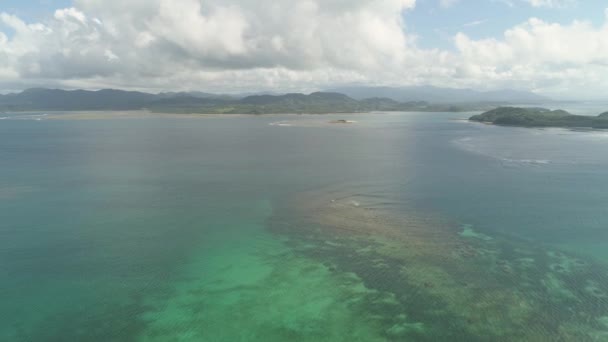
[470,107,608,129]
[0,88,531,114]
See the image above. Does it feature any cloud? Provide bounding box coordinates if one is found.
[453,15,608,96]
[440,0,460,8]
[0,0,607,98]
[463,19,488,27]
[525,0,576,8]
[0,0,419,91]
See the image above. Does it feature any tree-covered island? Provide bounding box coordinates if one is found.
[470,107,608,129]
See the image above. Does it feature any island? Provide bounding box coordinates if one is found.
[469,107,608,129]
[329,119,355,124]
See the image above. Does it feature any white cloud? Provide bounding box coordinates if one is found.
[104,49,119,62]
[54,7,87,24]
[463,19,488,27]
[440,0,460,8]
[0,0,418,91]
[0,0,607,98]
[453,15,608,97]
[525,0,576,8]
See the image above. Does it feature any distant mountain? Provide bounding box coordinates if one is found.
[157,91,235,100]
[230,92,362,114]
[359,97,428,111]
[0,87,526,114]
[0,88,157,111]
[326,86,551,104]
[147,91,505,114]
[241,92,356,106]
[155,92,363,114]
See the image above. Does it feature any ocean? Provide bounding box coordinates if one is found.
[1,108,608,341]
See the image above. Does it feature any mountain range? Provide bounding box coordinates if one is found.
[0,87,552,113]
[326,86,550,104]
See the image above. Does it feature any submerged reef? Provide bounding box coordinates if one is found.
[269,185,608,341]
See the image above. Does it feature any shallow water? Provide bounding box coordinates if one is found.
[1,110,608,340]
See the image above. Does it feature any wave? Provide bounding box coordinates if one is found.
[500,158,551,165]
[269,121,293,127]
[452,137,552,166]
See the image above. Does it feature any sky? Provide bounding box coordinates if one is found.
[0,0,608,99]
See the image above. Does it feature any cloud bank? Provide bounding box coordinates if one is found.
[0,0,607,98]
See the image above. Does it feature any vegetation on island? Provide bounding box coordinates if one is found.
[147,92,504,114]
[0,88,518,114]
[470,107,608,129]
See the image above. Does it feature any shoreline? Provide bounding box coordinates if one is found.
[36,110,369,120]
[469,119,608,131]
[0,109,483,121]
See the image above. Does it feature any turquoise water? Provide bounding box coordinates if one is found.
[1,111,608,340]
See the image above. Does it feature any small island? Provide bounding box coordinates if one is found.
[329,119,355,124]
[470,107,608,129]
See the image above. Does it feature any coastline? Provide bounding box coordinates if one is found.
[33,110,369,120]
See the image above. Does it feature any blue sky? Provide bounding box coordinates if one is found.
[1,0,71,22]
[405,0,608,50]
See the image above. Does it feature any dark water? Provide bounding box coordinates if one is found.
[1,111,608,340]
